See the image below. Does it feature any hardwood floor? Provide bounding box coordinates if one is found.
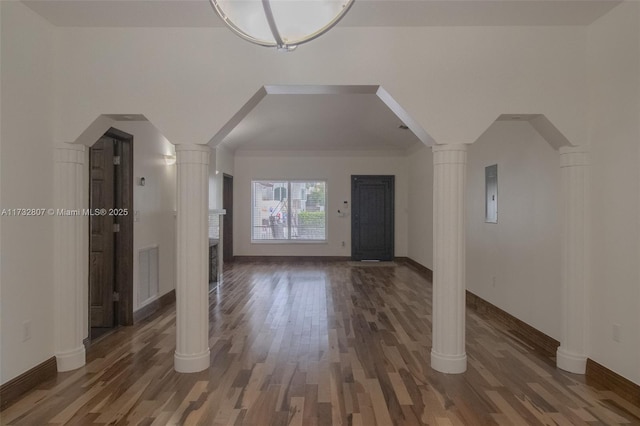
[2,260,639,425]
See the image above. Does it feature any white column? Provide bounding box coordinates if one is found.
[174,144,211,373]
[431,143,468,374]
[54,143,86,372]
[557,146,589,374]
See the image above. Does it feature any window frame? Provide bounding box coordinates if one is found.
[251,179,327,243]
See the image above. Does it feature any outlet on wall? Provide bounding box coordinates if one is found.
[612,323,621,342]
[22,320,31,341]
[491,276,496,288]
[341,241,345,247]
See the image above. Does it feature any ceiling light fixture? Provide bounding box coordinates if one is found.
[209,0,355,51]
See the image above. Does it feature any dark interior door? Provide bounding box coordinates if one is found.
[89,136,115,328]
[89,129,134,336]
[223,174,233,262]
[351,175,395,261]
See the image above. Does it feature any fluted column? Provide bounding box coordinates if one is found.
[174,144,211,373]
[54,143,86,371]
[557,146,589,374]
[431,143,468,374]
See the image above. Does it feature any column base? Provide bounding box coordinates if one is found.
[174,350,210,373]
[431,350,467,374]
[55,346,86,372]
[556,347,587,374]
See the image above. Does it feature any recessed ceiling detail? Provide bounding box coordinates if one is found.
[103,114,148,122]
[209,85,433,153]
[22,1,621,28]
[495,113,571,149]
[496,114,540,122]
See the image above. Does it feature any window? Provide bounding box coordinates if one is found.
[252,180,326,241]
[274,186,287,201]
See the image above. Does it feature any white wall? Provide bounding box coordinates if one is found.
[214,145,234,266]
[52,25,588,148]
[208,151,218,211]
[0,2,55,384]
[406,144,434,270]
[587,1,640,385]
[216,145,234,180]
[233,151,408,257]
[210,145,235,211]
[466,121,562,340]
[208,146,235,212]
[109,121,177,310]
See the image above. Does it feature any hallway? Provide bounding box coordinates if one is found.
[2,261,639,425]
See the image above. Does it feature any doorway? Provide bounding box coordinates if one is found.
[351,175,395,261]
[88,128,134,340]
[223,174,234,262]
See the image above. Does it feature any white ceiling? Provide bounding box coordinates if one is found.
[25,0,621,153]
[23,0,621,28]
[220,93,423,153]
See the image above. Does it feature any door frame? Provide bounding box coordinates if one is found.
[87,127,134,339]
[110,128,134,326]
[223,173,234,263]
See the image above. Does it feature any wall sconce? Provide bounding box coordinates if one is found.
[164,154,177,165]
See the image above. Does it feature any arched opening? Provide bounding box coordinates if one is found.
[54,114,178,368]
[466,114,570,344]
[465,113,588,373]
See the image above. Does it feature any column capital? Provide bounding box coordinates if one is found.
[175,144,210,165]
[559,146,589,168]
[54,143,85,164]
[432,143,468,153]
[432,143,468,165]
[174,143,211,152]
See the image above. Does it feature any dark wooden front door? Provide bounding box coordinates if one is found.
[223,174,233,262]
[89,128,134,337]
[351,175,395,261]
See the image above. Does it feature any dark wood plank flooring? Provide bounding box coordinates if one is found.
[2,260,639,425]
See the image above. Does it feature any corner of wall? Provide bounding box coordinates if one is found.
[0,0,57,385]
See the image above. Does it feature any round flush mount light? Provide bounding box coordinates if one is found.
[209,0,355,51]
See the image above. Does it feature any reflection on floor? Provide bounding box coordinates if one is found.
[89,326,114,342]
[3,260,640,425]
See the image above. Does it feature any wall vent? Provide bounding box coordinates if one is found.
[139,246,159,305]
